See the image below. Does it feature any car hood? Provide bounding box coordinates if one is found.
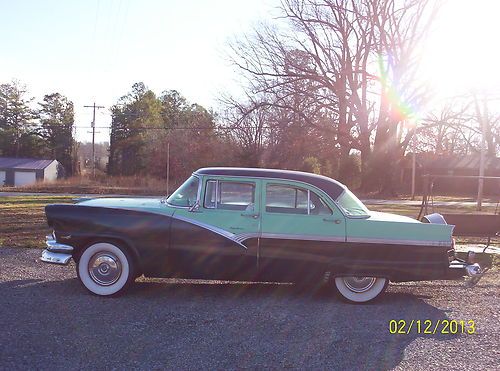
[367,210,420,224]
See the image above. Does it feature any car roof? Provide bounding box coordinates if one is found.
[194,167,346,200]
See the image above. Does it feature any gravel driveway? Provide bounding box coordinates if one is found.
[0,248,498,370]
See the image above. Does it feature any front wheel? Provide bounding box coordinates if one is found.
[77,242,135,296]
[334,276,388,303]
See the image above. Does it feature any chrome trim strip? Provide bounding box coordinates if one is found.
[347,237,451,247]
[260,233,346,242]
[40,250,72,265]
[172,214,247,249]
[245,233,450,246]
[234,232,261,243]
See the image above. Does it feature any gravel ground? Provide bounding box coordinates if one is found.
[0,248,498,370]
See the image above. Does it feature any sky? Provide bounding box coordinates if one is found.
[0,0,277,142]
[1,0,499,143]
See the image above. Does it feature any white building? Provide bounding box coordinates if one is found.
[0,157,62,187]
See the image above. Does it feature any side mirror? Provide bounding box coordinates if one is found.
[188,200,200,212]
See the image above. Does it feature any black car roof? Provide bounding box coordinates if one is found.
[194,167,346,200]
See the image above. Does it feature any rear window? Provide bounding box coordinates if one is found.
[266,184,332,215]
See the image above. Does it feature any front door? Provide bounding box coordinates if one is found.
[170,177,261,280]
[258,180,346,282]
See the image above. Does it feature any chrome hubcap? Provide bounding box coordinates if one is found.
[343,276,376,293]
[88,252,122,286]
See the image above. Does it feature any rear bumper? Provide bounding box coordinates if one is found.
[446,260,483,280]
[40,234,73,266]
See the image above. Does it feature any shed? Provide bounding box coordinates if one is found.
[0,157,63,187]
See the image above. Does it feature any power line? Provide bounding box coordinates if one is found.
[73,125,276,130]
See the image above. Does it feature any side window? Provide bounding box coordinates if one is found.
[266,184,332,215]
[266,185,308,214]
[204,180,217,208]
[309,190,333,215]
[204,180,255,211]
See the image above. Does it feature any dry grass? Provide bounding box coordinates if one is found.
[1,174,177,195]
[0,196,73,248]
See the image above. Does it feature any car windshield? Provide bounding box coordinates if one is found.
[336,189,369,217]
[167,176,199,207]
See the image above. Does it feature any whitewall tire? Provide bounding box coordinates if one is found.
[78,242,135,296]
[334,276,388,303]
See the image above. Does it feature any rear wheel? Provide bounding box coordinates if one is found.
[334,276,388,303]
[77,242,135,296]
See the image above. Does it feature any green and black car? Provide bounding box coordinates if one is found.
[41,167,482,303]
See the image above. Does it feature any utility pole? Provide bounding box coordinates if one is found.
[84,103,104,178]
[166,142,170,196]
[472,93,488,211]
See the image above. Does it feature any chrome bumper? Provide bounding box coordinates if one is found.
[40,234,73,266]
[448,252,484,287]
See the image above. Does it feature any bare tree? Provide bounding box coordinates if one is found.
[228,0,440,193]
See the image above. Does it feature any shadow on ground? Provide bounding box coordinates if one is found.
[0,277,460,370]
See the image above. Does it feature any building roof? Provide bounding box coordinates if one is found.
[0,157,57,170]
[194,167,346,200]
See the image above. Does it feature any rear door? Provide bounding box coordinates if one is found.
[258,180,346,281]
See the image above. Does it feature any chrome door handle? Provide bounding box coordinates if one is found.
[241,213,259,219]
[323,218,342,224]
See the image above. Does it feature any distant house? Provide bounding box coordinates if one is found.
[0,157,63,187]
[402,153,500,194]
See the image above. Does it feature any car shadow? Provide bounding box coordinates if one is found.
[0,277,461,370]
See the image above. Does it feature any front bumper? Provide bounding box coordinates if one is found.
[40,234,73,266]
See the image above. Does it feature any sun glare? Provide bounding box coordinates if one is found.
[420,0,500,97]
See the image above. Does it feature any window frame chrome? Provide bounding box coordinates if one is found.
[202,179,256,211]
[165,175,201,209]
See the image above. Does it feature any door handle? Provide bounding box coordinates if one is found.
[323,218,342,224]
[241,213,259,219]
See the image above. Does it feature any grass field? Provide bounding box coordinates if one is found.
[0,196,73,248]
[0,195,497,249]
[0,174,174,195]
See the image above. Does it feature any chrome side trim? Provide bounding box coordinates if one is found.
[347,237,451,247]
[238,233,450,246]
[234,232,261,243]
[172,214,247,249]
[259,233,346,243]
[41,250,72,265]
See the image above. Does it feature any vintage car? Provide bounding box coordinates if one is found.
[41,167,483,303]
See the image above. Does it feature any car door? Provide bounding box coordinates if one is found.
[258,180,346,282]
[170,177,261,280]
